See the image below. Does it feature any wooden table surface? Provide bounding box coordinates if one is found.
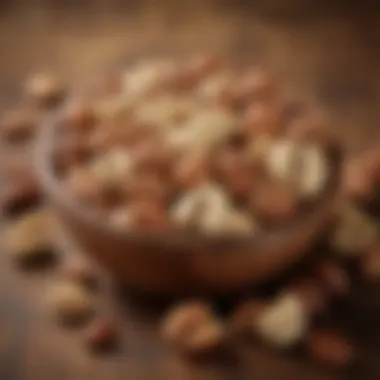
[2,1,380,379]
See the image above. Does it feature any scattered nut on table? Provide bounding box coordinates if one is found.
[47,281,94,325]
[161,301,224,355]
[0,107,39,143]
[306,329,355,368]
[6,210,54,265]
[25,72,64,106]
[254,293,309,348]
[84,317,118,351]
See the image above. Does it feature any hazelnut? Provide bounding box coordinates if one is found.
[0,107,38,143]
[60,260,98,290]
[246,134,274,165]
[251,181,298,225]
[306,330,355,368]
[313,260,350,296]
[47,281,94,325]
[84,317,118,351]
[229,300,266,334]
[25,72,64,106]
[331,202,378,255]
[63,99,96,132]
[6,210,54,265]
[254,293,309,348]
[243,103,281,137]
[161,301,223,355]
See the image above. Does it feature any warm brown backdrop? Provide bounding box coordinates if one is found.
[2,1,380,379]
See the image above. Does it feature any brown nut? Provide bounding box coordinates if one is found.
[85,317,118,351]
[250,180,298,225]
[161,301,224,355]
[186,54,222,80]
[124,174,169,204]
[0,175,42,216]
[229,300,266,335]
[128,199,172,231]
[234,68,277,105]
[306,329,355,368]
[0,108,38,143]
[47,281,94,325]
[63,99,96,132]
[25,73,64,106]
[243,103,281,137]
[313,260,350,297]
[60,260,98,290]
[173,153,209,191]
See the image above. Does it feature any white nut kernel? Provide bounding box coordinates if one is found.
[255,293,308,348]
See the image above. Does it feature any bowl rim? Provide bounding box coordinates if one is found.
[34,103,341,253]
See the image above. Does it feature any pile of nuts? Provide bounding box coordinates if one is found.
[2,56,380,369]
[54,56,334,236]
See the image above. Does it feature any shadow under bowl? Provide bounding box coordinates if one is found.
[35,112,342,296]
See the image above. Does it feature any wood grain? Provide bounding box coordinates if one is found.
[2,1,380,379]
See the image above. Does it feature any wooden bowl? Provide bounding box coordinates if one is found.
[35,112,342,296]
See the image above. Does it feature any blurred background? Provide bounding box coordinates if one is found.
[1,0,380,150]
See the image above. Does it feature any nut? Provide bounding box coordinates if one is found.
[60,260,98,290]
[265,139,328,199]
[167,109,237,154]
[234,68,277,105]
[84,317,118,351]
[243,103,281,137]
[63,99,96,132]
[161,301,223,355]
[25,73,64,106]
[313,260,350,296]
[254,293,309,348]
[173,153,209,191]
[6,210,54,265]
[47,281,94,325]
[90,149,134,188]
[229,300,266,334]
[251,180,298,225]
[306,329,355,367]
[331,202,378,255]
[0,107,39,143]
